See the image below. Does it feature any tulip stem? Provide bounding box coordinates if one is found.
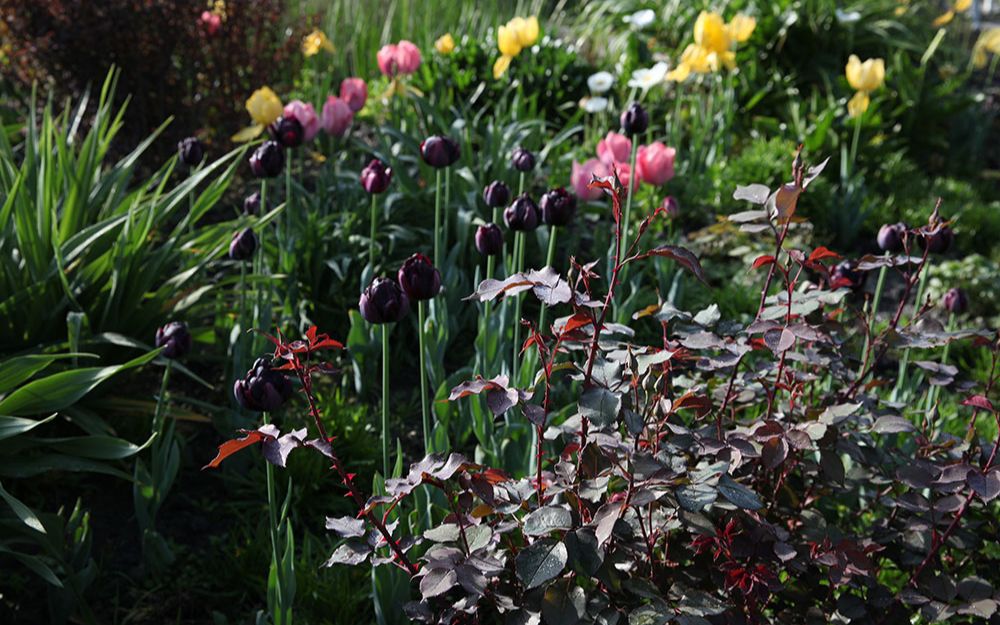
[418,300,431,453]
[481,208,499,376]
[444,167,451,265]
[381,325,390,478]
[892,258,933,401]
[619,139,639,266]
[925,312,957,413]
[433,169,442,269]
[368,193,378,272]
[537,225,558,338]
[512,231,525,385]
[261,410,285,621]
[858,252,890,380]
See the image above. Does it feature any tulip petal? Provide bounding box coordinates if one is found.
[231,124,264,143]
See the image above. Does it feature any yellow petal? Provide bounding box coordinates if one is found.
[955,0,971,12]
[666,63,691,82]
[518,16,540,47]
[848,91,870,118]
[231,124,264,143]
[245,86,283,126]
[435,33,455,55]
[845,55,862,90]
[980,27,1000,53]
[497,24,522,57]
[694,11,730,54]
[727,14,756,43]
[973,45,988,68]
[933,10,955,27]
[493,54,513,79]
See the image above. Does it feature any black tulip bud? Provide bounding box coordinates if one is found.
[511,147,535,172]
[620,102,649,136]
[229,228,258,261]
[943,288,968,315]
[475,223,504,256]
[877,222,906,253]
[483,180,511,208]
[155,321,192,359]
[921,226,954,254]
[360,159,392,194]
[540,187,577,227]
[359,277,410,324]
[269,116,304,148]
[244,191,262,215]
[504,194,539,232]
[662,196,680,218]
[420,135,461,168]
[397,253,442,301]
[249,140,285,178]
[233,357,293,412]
[831,260,865,291]
[177,137,204,167]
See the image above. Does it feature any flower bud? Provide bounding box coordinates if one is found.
[360,159,392,194]
[249,140,285,178]
[540,187,576,227]
[397,253,441,301]
[233,357,293,412]
[359,277,410,324]
[504,194,539,232]
[877,222,906,253]
[269,116,304,148]
[229,228,258,261]
[921,226,954,255]
[831,260,865,291]
[243,191,262,215]
[177,137,204,167]
[475,223,504,256]
[511,147,536,172]
[943,288,968,315]
[662,196,680,218]
[483,180,511,208]
[155,321,192,359]
[620,102,649,136]
[420,135,460,168]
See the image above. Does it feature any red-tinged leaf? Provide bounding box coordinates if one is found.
[588,173,623,223]
[751,255,776,270]
[642,245,709,285]
[480,467,511,484]
[672,391,712,416]
[561,311,593,335]
[962,395,995,412]
[203,430,269,469]
[808,246,841,263]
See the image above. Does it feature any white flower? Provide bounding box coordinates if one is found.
[580,96,609,113]
[627,61,669,91]
[587,71,614,94]
[835,9,862,23]
[623,9,656,29]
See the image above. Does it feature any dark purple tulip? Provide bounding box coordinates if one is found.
[921,226,954,254]
[511,147,535,172]
[229,228,258,261]
[269,116,304,148]
[943,288,968,315]
[397,253,441,301]
[155,321,192,359]
[243,191,262,215]
[831,260,865,291]
[504,194,539,232]
[420,135,461,168]
[620,102,649,136]
[475,223,504,256]
[249,140,285,178]
[877,222,906,253]
[483,180,511,208]
[360,159,392,194]
[540,187,577,227]
[359,277,410,324]
[233,357,293,412]
[177,137,204,167]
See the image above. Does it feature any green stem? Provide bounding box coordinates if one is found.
[512,231,525,384]
[925,312,957,412]
[480,208,500,377]
[893,259,932,401]
[444,167,451,266]
[381,324,390,477]
[537,225,558,337]
[418,301,431,453]
[848,113,863,178]
[433,169,442,269]
[619,139,639,266]
[283,151,293,269]
[858,252,890,379]
[262,411,283,618]
[368,193,378,271]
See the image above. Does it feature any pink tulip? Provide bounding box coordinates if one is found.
[284,100,320,143]
[340,78,368,112]
[200,11,221,36]
[570,159,610,201]
[615,162,638,191]
[596,132,632,166]
[377,41,422,77]
[321,96,353,137]
[636,142,676,186]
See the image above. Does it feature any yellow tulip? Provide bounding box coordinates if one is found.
[493,54,513,79]
[301,30,334,57]
[694,11,731,55]
[847,91,870,118]
[933,10,955,27]
[845,55,885,93]
[497,23,522,57]
[955,0,971,11]
[973,27,1000,68]
[727,14,756,43]
[666,63,691,82]
[246,86,283,126]
[435,33,455,55]
[517,16,540,47]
